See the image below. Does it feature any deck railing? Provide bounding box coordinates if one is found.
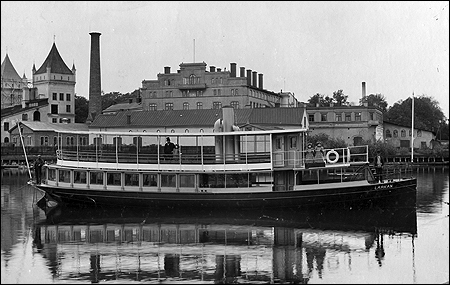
[57,145,369,169]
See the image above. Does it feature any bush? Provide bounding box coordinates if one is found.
[307,133,347,149]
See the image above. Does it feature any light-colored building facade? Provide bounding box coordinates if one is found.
[1,54,28,109]
[32,42,76,124]
[9,121,89,147]
[1,43,76,144]
[383,121,435,150]
[140,62,298,111]
[306,103,384,146]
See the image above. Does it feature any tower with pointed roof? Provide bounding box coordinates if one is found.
[33,42,76,124]
[1,54,28,109]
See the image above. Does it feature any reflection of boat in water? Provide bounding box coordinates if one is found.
[33,206,417,283]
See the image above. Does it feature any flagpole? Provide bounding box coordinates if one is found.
[411,92,414,163]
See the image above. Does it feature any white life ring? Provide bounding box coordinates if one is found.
[326,149,339,163]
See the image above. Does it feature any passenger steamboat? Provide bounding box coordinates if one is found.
[34,107,417,210]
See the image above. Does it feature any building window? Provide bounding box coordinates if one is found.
[66,93,71,101]
[393,130,398,137]
[353,136,363,146]
[90,171,104,185]
[161,174,176,187]
[213,90,217,96]
[335,113,342,121]
[182,90,188,97]
[59,170,71,183]
[52,118,57,123]
[179,174,195,188]
[3,122,9,131]
[183,102,189,110]
[197,102,203,109]
[149,103,157,111]
[235,89,238,96]
[51,104,58,114]
[369,112,374,120]
[59,93,64,101]
[355,112,361,121]
[66,105,71,113]
[212,102,222,109]
[386,129,392,138]
[143,173,157,187]
[107,172,121,186]
[417,130,422,137]
[231,89,234,96]
[321,113,327,122]
[74,171,87,184]
[165,102,173,110]
[400,140,409,148]
[52,93,57,100]
[218,89,221,96]
[189,74,196,84]
[401,129,406,137]
[290,136,297,148]
[275,138,282,150]
[230,101,239,109]
[308,114,314,122]
[22,114,28,121]
[125,173,139,186]
[345,113,351,121]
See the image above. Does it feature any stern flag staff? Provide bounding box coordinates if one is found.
[411,91,414,163]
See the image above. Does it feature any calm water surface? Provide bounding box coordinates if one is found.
[1,167,448,284]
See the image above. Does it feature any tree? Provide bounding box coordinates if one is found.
[307,93,334,107]
[74,95,89,123]
[384,94,446,134]
[308,93,324,107]
[359,93,388,113]
[332,89,348,106]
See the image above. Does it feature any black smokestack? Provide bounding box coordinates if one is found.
[88,32,102,122]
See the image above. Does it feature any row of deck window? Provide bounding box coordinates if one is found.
[46,168,272,189]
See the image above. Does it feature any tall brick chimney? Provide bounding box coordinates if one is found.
[230,63,236,77]
[258,73,263,89]
[252,71,257,87]
[87,32,102,123]
[240,67,245,77]
[246,69,252,86]
[362,82,366,99]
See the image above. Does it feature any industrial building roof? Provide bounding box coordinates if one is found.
[90,107,305,129]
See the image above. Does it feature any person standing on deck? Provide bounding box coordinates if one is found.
[163,137,176,161]
[305,142,315,163]
[374,150,385,183]
[33,155,44,184]
[314,141,325,163]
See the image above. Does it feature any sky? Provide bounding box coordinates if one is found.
[2,1,449,118]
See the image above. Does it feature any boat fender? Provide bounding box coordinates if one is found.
[326,149,339,163]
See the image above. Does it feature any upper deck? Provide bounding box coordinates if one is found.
[53,128,369,172]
